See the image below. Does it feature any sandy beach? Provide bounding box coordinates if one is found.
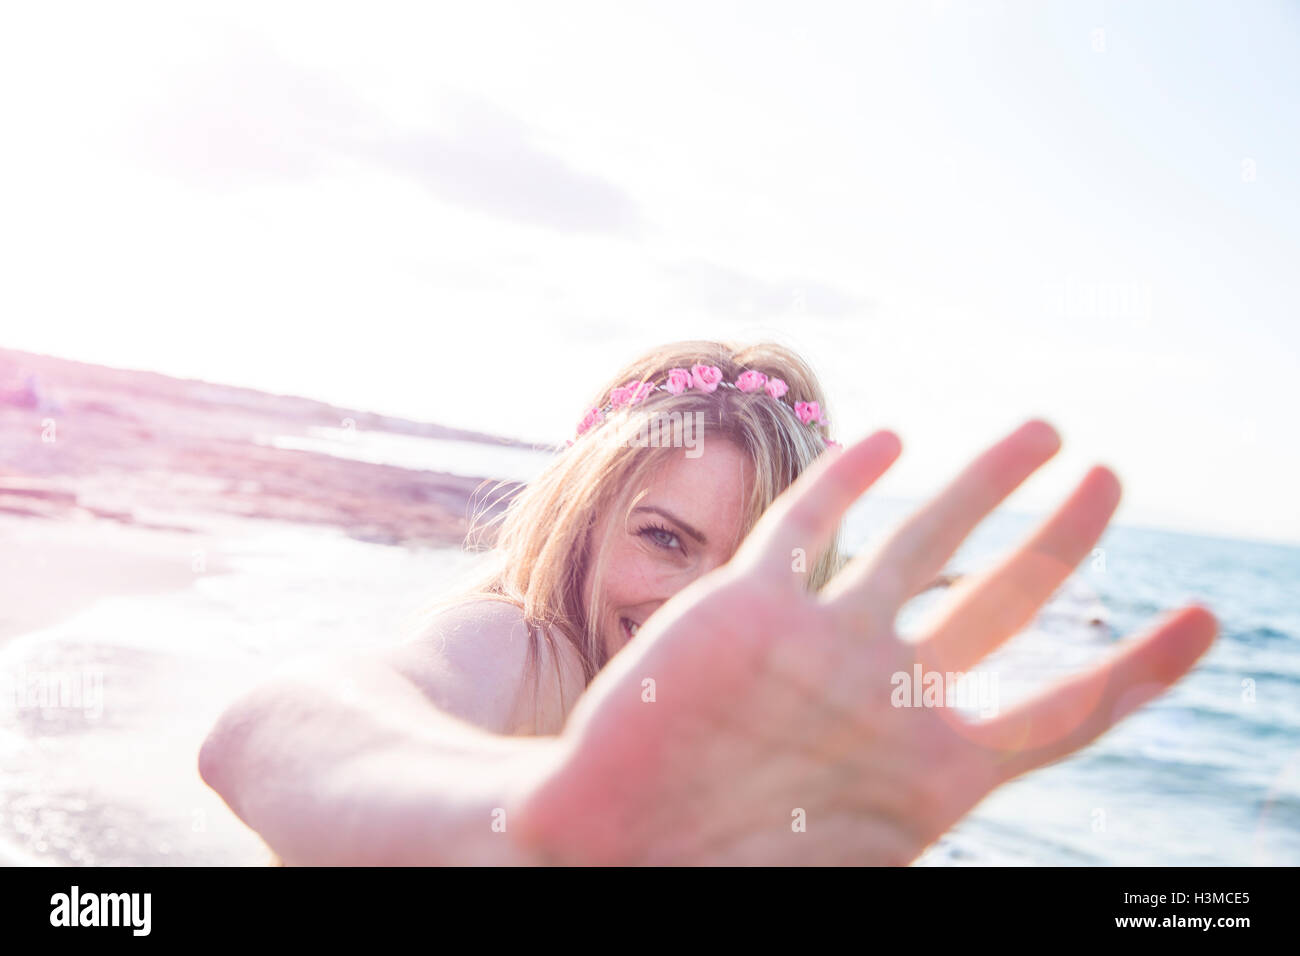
[0,345,539,647]
[0,348,533,865]
[0,515,217,643]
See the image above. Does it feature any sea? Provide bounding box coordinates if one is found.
[1,427,1296,865]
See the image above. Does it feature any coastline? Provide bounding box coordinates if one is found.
[0,346,532,652]
[0,348,524,865]
[0,513,221,646]
[0,347,531,551]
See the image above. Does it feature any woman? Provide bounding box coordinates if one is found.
[198,340,1218,865]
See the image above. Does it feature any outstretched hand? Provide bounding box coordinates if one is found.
[511,420,1218,864]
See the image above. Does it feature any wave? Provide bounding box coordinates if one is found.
[1233,625,1295,646]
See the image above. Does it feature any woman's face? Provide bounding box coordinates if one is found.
[584,439,755,665]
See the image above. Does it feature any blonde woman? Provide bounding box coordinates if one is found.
[198,340,1218,865]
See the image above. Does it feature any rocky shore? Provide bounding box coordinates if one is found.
[0,348,545,548]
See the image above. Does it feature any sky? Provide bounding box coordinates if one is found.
[1,0,1297,545]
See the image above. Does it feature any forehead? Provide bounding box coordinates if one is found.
[625,441,754,550]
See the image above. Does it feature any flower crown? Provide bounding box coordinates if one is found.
[567,363,840,450]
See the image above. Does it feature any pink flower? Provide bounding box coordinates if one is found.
[664,368,692,394]
[824,438,841,451]
[626,380,654,405]
[576,407,604,435]
[766,378,789,400]
[795,401,824,425]
[691,364,723,392]
[735,370,768,393]
[609,379,655,410]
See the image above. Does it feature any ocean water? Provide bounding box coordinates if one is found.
[1,436,1296,865]
[898,515,1300,866]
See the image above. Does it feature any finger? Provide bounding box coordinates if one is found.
[914,465,1121,674]
[732,429,902,585]
[820,418,1063,620]
[965,604,1218,784]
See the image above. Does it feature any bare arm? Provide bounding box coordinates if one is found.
[197,600,586,865]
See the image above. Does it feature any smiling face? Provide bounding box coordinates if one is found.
[583,439,755,666]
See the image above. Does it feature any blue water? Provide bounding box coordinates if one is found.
[1,435,1295,865]
[890,514,1300,865]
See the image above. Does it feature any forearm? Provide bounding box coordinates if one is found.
[198,654,560,865]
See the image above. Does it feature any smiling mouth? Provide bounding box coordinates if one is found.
[620,617,642,640]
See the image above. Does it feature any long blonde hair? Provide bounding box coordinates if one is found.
[418,339,847,729]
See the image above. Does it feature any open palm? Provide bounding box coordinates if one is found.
[511,420,1218,865]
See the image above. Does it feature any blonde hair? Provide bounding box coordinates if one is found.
[418,339,848,730]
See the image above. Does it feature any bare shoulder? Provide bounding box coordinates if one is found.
[382,597,587,736]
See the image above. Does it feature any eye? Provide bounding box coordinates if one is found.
[639,522,684,554]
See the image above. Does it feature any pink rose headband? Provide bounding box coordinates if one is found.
[567,363,840,450]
